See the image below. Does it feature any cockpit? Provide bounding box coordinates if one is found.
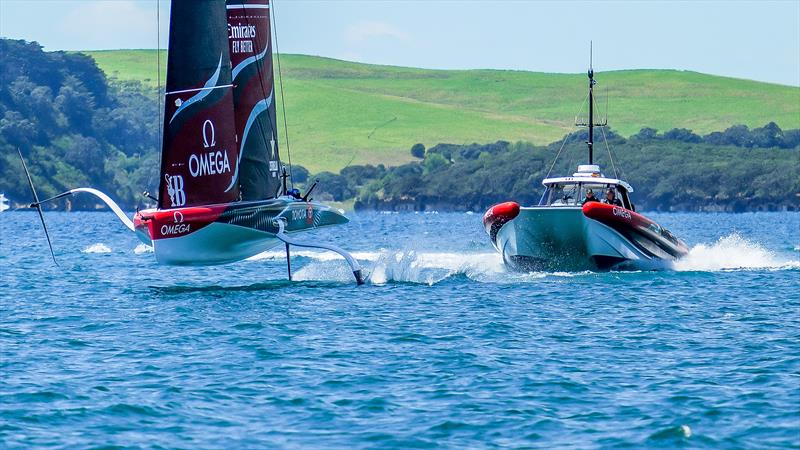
[537,165,636,210]
[539,182,633,210]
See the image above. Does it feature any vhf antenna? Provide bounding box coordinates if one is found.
[574,42,607,165]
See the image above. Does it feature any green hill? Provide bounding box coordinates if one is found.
[84,50,800,174]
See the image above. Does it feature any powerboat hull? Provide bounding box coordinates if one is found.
[485,203,688,271]
[133,197,348,266]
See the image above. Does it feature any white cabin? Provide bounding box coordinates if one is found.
[538,165,635,210]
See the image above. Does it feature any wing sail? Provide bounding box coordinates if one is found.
[158,0,240,209]
[226,0,282,201]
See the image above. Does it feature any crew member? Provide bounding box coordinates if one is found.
[288,188,302,200]
[583,189,599,204]
[604,188,623,206]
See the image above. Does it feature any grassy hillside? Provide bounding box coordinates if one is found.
[84,50,800,173]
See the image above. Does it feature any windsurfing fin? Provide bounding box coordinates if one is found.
[18,149,58,266]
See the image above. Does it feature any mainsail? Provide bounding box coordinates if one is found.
[226,0,282,200]
[159,0,240,209]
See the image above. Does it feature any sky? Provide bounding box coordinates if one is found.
[1,0,798,86]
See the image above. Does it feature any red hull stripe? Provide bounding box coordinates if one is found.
[134,206,227,241]
[582,202,650,229]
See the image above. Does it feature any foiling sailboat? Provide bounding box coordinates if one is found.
[483,51,689,271]
[19,0,364,284]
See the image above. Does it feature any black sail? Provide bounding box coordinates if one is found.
[226,0,282,200]
[158,0,240,209]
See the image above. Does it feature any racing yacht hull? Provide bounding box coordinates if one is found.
[485,203,688,271]
[134,198,348,266]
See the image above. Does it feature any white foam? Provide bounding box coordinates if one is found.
[259,248,660,284]
[134,243,153,254]
[368,250,504,285]
[82,243,112,254]
[250,233,799,284]
[673,234,800,272]
[279,249,504,285]
[247,250,380,262]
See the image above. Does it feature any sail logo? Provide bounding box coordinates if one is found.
[189,120,231,178]
[290,205,314,225]
[229,23,257,54]
[202,119,216,148]
[229,23,256,39]
[165,174,186,207]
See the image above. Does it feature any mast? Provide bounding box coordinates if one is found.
[588,42,595,165]
[575,42,607,166]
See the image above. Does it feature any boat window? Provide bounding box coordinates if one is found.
[541,183,633,208]
[617,187,633,210]
[546,183,581,206]
[579,184,608,204]
[538,187,551,206]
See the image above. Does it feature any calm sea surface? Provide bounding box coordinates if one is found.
[1,211,798,448]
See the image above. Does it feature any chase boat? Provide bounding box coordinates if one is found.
[483,56,688,271]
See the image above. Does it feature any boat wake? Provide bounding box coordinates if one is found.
[133,244,154,254]
[248,249,504,285]
[81,243,112,254]
[245,233,798,285]
[672,233,800,272]
[249,249,591,285]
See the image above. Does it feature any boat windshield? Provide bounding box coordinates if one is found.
[543,183,581,206]
[540,183,630,207]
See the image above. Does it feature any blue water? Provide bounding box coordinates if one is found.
[1,211,798,448]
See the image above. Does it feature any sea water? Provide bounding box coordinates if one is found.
[1,211,798,448]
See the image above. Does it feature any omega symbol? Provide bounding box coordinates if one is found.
[203,119,216,148]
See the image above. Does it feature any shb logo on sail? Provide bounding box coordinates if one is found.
[189,119,231,178]
[165,174,186,207]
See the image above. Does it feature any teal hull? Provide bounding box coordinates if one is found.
[494,207,651,271]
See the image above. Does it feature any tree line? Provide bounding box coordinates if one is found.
[310,128,799,212]
[0,39,160,210]
[1,38,797,213]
